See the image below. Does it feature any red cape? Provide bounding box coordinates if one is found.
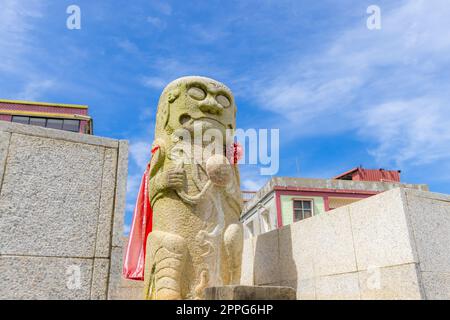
[122,146,159,281]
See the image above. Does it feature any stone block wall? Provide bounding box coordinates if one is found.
[241,187,450,299]
[0,122,128,299]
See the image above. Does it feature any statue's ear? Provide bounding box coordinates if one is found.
[167,88,180,103]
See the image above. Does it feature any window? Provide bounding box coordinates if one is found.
[29,117,46,127]
[293,199,313,222]
[46,119,63,130]
[11,116,81,133]
[12,116,30,125]
[62,119,80,132]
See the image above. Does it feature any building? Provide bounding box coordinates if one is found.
[0,99,93,134]
[240,169,428,239]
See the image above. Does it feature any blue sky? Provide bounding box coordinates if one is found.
[1,0,450,233]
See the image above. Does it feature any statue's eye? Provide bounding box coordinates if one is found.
[216,94,230,108]
[187,86,206,100]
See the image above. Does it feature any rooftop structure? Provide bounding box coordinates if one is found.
[0,99,93,134]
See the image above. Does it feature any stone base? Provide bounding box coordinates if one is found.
[204,285,297,300]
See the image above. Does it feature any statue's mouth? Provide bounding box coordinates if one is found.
[179,114,232,130]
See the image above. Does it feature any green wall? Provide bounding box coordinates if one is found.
[280,195,325,226]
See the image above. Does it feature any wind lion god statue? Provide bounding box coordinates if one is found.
[123,76,244,300]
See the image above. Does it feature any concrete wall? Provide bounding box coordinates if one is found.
[241,188,450,299]
[0,122,128,300]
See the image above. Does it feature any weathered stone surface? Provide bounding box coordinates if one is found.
[279,221,313,282]
[205,285,296,300]
[90,258,110,300]
[358,263,422,300]
[95,148,118,258]
[107,246,124,298]
[0,256,93,300]
[292,278,315,300]
[405,190,450,273]
[0,123,129,300]
[0,133,104,257]
[310,206,357,277]
[109,279,143,300]
[315,272,360,300]
[240,238,254,285]
[253,229,280,285]
[349,188,418,270]
[421,272,450,300]
[112,140,128,248]
[0,131,10,190]
[107,241,144,300]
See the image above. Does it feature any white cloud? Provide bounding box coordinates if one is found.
[129,141,152,169]
[151,1,172,16]
[147,16,166,29]
[362,97,450,166]
[251,0,450,167]
[141,76,167,90]
[16,79,55,101]
[0,0,56,100]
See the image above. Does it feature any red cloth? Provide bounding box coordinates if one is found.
[122,146,159,281]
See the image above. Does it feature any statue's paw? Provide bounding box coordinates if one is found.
[166,168,185,189]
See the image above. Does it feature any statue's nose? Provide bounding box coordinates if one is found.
[198,97,223,115]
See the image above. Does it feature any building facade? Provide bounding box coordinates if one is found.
[0,99,93,134]
[240,170,428,239]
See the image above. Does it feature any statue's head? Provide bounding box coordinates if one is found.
[154,76,236,139]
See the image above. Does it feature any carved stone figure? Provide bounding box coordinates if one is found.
[143,76,243,300]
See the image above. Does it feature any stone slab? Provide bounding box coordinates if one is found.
[405,190,450,273]
[0,256,93,300]
[279,221,313,282]
[95,148,118,258]
[0,134,104,257]
[358,263,422,300]
[421,272,450,300]
[349,188,418,271]
[90,258,110,300]
[0,131,10,190]
[309,206,357,277]
[108,246,125,299]
[205,285,296,300]
[112,140,128,248]
[253,229,280,285]
[315,272,360,300]
[240,238,254,285]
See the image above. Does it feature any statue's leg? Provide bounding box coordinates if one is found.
[143,230,187,300]
[223,223,243,284]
